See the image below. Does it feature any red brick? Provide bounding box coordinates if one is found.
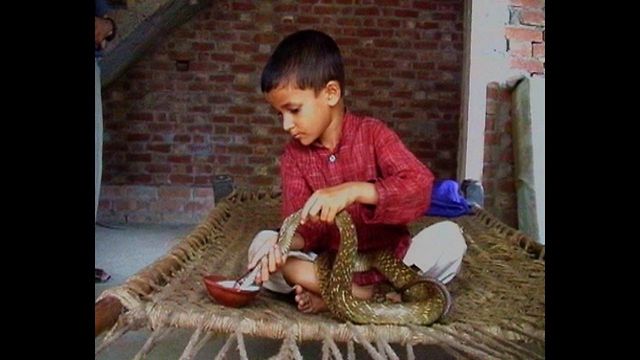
[313,6,339,15]
[231,43,258,53]
[520,9,545,26]
[188,105,211,113]
[150,61,172,71]
[100,186,125,197]
[500,150,514,162]
[147,144,171,153]
[497,179,516,193]
[228,145,253,155]
[376,18,400,28]
[389,91,411,99]
[357,28,381,37]
[232,2,256,11]
[127,112,153,122]
[510,0,545,9]
[370,100,393,107]
[232,22,255,31]
[509,40,532,57]
[413,41,438,50]
[191,42,216,51]
[416,21,439,30]
[509,56,544,74]
[98,199,111,210]
[274,4,297,12]
[146,164,172,173]
[337,18,360,26]
[168,155,192,163]
[372,60,396,68]
[150,199,184,212]
[158,186,192,198]
[485,116,496,132]
[211,115,234,124]
[532,42,545,58]
[231,64,256,73]
[185,202,207,212]
[374,39,398,48]
[229,106,254,115]
[249,175,273,186]
[169,175,194,184]
[297,16,320,24]
[485,133,499,146]
[126,133,151,142]
[209,74,234,82]
[354,7,379,16]
[395,9,419,18]
[113,199,137,212]
[392,111,414,119]
[414,1,436,10]
[194,188,214,198]
[126,153,152,162]
[194,176,212,186]
[505,27,543,42]
[188,83,212,92]
[229,125,251,133]
[486,83,500,99]
[148,123,175,132]
[127,174,152,184]
[248,156,272,164]
[251,116,276,125]
[224,166,254,175]
[125,186,158,200]
[435,12,458,21]
[248,136,273,145]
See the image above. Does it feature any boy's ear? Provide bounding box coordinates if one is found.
[324,80,341,107]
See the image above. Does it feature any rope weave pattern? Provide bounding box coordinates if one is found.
[96,189,544,358]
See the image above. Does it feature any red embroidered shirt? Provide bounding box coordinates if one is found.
[280,112,434,285]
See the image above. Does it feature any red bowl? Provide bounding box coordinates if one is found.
[203,274,260,308]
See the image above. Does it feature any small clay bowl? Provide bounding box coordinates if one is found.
[203,274,260,308]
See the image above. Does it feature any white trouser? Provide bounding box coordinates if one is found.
[248,220,467,294]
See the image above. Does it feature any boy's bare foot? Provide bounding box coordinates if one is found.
[385,291,402,303]
[293,284,327,313]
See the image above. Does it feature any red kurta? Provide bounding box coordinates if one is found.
[281,112,434,285]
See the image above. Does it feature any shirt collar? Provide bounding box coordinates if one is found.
[311,110,354,152]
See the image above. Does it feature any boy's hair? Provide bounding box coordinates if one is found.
[261,29,345,96]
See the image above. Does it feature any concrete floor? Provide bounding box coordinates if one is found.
[94,223,454,359]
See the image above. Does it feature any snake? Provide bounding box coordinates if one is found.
[275,209,452,326]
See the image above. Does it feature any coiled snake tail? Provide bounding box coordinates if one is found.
[278,210,451,326]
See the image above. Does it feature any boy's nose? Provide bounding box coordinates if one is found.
[282,115,294,131]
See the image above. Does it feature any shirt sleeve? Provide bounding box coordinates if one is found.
[362,122,434,225]
[280,146,329,252]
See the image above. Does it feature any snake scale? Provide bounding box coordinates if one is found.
[276,209,451,326]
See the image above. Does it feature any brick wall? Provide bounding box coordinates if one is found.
[98,0,464,224]
[482,82,517,227]
[482,0,544,228]
[506,0,545,75]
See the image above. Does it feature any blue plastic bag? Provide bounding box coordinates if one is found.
[425,180,471,217]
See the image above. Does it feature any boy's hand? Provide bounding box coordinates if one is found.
[300,182,359,225]
[247,233,285,285]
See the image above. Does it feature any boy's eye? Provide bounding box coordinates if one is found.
[290,108,300,114]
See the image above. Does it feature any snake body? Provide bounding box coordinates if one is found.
[276,210,451,326]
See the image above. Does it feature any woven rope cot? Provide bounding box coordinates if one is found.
[95,189,545,359]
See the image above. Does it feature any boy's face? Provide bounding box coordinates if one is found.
[265,84,333,146]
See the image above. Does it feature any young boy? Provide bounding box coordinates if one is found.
[248,29,467,313]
